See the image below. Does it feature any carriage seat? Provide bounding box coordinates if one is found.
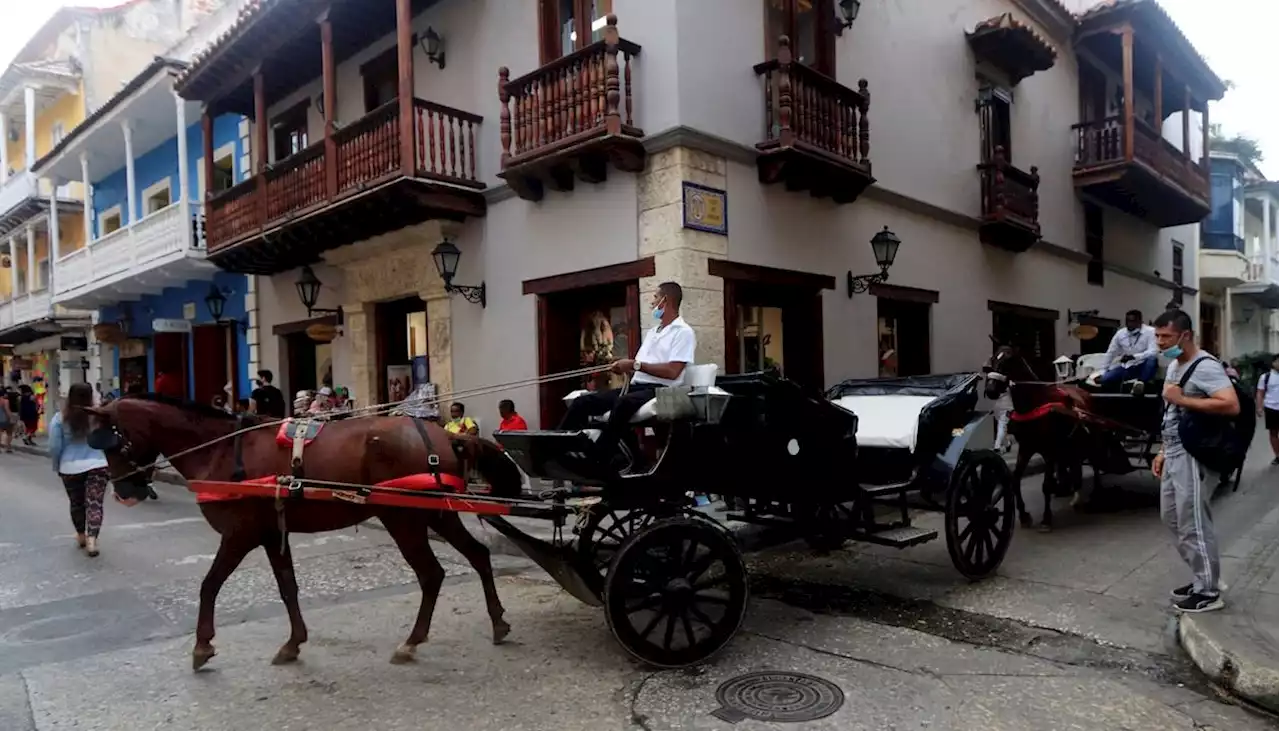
[830,394,937,452]
[562,364,720,429]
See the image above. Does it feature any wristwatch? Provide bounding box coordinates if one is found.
[633,361,643,372]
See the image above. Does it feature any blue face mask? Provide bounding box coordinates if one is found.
[652,300,665,321]
[1161,333,1185,360]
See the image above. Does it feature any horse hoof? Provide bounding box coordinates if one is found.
[1037,523,1053,534]
[492,620,511,645]
[390,646,417,665]
[271,647,300,665]
[192,646,217,671]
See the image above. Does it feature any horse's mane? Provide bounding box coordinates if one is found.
[122,393,242,421]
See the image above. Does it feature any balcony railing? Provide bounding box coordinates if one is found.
[1247,252,1280,285]
[1072,116,1209,200]
[0,172,38,220]
[754,43,870,169]
[206,97,483,252]
[52,201,203,298]
[0,299,12,330]
[498,16,641,168]
[978,147,1039,229]
[13,290,50,324]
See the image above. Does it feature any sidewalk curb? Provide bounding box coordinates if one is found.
[1178,613,1279,712]
[9,443,188,486]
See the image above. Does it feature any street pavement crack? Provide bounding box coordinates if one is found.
[743,628,930,677]
[627,672,658,731]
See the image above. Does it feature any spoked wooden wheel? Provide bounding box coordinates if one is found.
[577,507,669,598]
[604,517,748,668]
[945,450,1015,580]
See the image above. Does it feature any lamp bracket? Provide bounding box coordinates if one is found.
[445,281,486,308]
[846,269,888,298]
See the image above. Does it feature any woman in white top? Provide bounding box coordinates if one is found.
[48,383,111,557]
[1258,354,1279,465]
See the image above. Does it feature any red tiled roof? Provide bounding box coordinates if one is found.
[1075,0,1226,97]
[970,12,1058,60]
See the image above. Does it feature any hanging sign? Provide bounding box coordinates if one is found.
[183,302,197,320]
[681,182,727,235]
[306,323,339,343]
[152,318,193,333]
[1071,324,1099,341]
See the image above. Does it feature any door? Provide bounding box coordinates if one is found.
[1199,301,1219,354]
[191,324,229,407]
[536,282,635,429]
[726,280,825,394]
[992,312,1056,378]
[876,298,932,377]
[375,296,427,405]
[285,331,319,410]
[152,332,189,398]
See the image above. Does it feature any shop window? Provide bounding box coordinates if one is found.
[877,297,932,377]
[736,304,785,375]
[763,0,835,76]
[537,0,614,64]
[271,100,310,161]
[1084,201,1104,285]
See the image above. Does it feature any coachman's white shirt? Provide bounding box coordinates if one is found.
[633,316,697,387]
[1102,324,1158,369]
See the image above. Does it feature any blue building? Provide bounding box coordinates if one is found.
[32,57,254,403]
[1197,151,1279,358]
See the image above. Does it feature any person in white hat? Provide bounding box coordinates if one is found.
[308,386,335,414]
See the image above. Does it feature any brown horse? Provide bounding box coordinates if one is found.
[85,394,525,670]
[986,344,1095,531]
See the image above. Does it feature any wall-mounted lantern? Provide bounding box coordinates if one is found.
[834,0,862,35]
[431,238,485,307]
[295,266,345,323]
[846,226,901,297]
[117,302,133,337]
[204,282,249,333]
[420,27,446,69]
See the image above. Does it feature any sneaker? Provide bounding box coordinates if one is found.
[1170,583,1194,600]
[1174,592,1224,613]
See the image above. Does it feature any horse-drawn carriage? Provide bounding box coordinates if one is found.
[485,368,1015,667]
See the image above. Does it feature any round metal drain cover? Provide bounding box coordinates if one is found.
[710,671,845,724]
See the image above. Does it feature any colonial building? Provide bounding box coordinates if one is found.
[0,0,230,422]
[162,0,1218,426]
[1197,151,1279,359]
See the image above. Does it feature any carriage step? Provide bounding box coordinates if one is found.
[854,526,938,548]
[861,481,909,497]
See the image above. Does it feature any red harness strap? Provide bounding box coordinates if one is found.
[191,472,471,505]
[1009,402,1070,422]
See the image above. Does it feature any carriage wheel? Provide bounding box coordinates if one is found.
[945,450,1015,580]
[577,507,668,598]
[604,517,748,668]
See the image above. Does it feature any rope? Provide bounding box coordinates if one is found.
[115,363,615,481]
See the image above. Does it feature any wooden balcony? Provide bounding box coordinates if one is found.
[978,147,1040,252]
[205,99,485,274]
[1072,116,1209,227]
[497,14,644,202]
[753,37,873,204]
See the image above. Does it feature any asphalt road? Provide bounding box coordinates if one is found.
[0,447,1273,730]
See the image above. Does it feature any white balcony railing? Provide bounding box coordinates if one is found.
[0,172,38,220]
[52,201,201,299]
[0,299,12,330]
[12,290,51,326]
[1245,253,1280,285]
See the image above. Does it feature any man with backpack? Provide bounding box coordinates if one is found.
[1151,309,1243,614]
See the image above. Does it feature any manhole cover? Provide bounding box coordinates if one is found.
[710,671,845,724]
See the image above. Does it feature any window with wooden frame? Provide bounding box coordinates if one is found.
[764,0,836,76]
[537,0,613,64]
[1171,241,1185,305]
[1084,201,1104,285]
[977,83,1013,164]
[360,43,410,113]
[271,100,310,162]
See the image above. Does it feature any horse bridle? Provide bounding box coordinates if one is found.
[89,422,155,485]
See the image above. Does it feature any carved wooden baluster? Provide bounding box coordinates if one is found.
[437,106,447,173]
[763,68,773,141]
[535,77,545,149]
[414,105,425,173]
[776,36,793,147]
[594,53,604,125]
[449,113,459,179]
[604,15,621,134]
[857,79,870,165]
[426,108,437,174]
[498,66,511,162]
[1029,165,1040,223]
[467,119,477,180]
[624,50,633,128]
[993,146,1008,216]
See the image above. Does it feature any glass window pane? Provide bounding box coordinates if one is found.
[559,0,576,55]
[765,0,788,52]
[589,0,612,43]
[793,0,819,68]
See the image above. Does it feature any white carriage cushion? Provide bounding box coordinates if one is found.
[832,394,938,451]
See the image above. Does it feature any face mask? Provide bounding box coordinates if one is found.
[1127,326,1140,334]
[652,301,665,320]
[1161,333,1185,360]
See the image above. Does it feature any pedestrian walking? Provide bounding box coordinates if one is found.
[18,385,39,444]
[1258,354,1278,465]
[1151,310,1240,613]
[0,387,14,453]
[48,383,111,557]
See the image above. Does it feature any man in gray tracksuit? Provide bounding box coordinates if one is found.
[1152,309,1240,613]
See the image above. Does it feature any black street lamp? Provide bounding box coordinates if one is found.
[117,302,133,336]
[420,27,446,69]
[295,266,343,320]
[847,225,901,297]
[205,283,248,332]
[431,239,486,307]
[834,0,862,35]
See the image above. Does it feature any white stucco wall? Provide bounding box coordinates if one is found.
[254,264,350,399]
